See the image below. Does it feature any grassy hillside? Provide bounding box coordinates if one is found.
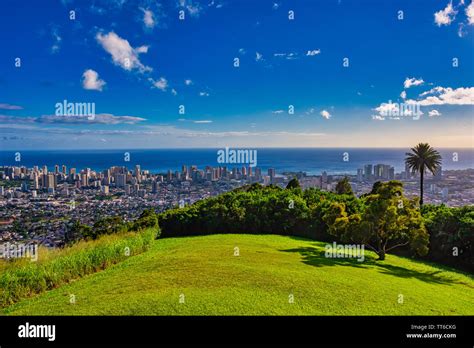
[2,234,473,315]
[0,228,157,307]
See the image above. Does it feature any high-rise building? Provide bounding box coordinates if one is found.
[364,164,373,181]
[321,171,328,184]
[62,165,67,175]
[405,162,411,180]
[441,187,449,202]
[152,180,159,193]
[46,174,56,189]
[116,174,126,188]
[389,166,395,180]
[357,168,363,182]
[21,181,29,192]
[268,168,276,183]
[81,173,88,187]
[135,165,141,183]
[33,173,39,190]
[434,166,442,180]
[181,165,188,180]
[54,165,59,174]
[212,168,219,181]
[263,175,271,185]
[374,164,383,179]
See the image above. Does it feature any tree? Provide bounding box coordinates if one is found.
[286,177,301,190]
[324,181,429,260]
[66,220,93,242]
[405,143,442,207]
[422,204,474,272]
[335,176,353,195]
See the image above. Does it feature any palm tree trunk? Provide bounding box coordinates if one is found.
[420,169,424,207]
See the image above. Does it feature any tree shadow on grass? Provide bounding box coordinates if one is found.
[281,246,470,286]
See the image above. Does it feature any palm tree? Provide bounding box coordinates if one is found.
[405,143,442,207]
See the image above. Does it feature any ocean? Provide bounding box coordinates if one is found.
[0,148,472,175]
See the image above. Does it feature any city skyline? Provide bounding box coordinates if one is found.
[0,0,473,149]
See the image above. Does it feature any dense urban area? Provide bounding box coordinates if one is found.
[0,162,473,247]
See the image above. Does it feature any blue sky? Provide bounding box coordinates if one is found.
[0,0,473,149]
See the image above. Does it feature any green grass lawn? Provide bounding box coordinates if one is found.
[2,234,473,315]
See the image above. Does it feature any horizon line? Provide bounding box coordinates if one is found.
[0,146,473,152]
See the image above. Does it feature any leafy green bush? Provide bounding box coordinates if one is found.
[158,183,471,272]
[422,204,474,272]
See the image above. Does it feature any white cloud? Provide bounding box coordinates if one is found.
[96,31,152,73]
[135,45,149,53]
[306,49,321,56]
[82,69,106,91]
[39,113,146,125]
[255,52,263,61]
[374,103,398,115]
[171,88,178,96]
[272,110,284,114]
[184,79,193,85]
[372,115,385,121]
[428,109,442,117]
[320,110,331,119]
[458,22,468,37]
[178,0,203,17]
[141,8,156,28]
[419,86,444,96]
[272,2,280,10]
[0,113,146,125]
[193,120,212,123]
[0,103,23,110]
[373,101,421,118]
[434,2,457,26]
[51,27,62,54]
[274,52,299,60]
[400,90,407,99]
[404,77,424,89]
[412,86,474,105]
[467,0,474,24]
[199,91,210,97]
[150,77,168,91]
